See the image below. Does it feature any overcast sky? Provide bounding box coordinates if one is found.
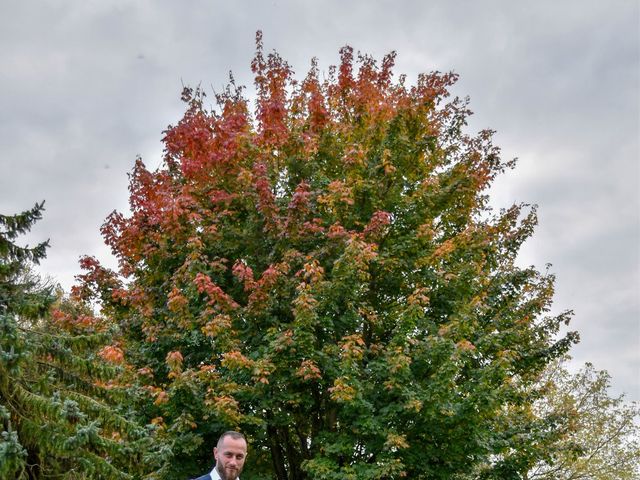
[1,0,638,401]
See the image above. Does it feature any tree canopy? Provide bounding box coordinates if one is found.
[527,360,639,480]
[74,34,578,479]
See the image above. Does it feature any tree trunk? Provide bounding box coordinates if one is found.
[267,423,288,480]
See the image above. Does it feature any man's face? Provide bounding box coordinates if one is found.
[214,436,247,480]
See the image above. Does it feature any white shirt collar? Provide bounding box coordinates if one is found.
[209,466,221,480]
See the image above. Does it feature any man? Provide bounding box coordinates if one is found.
[193,431,248,480]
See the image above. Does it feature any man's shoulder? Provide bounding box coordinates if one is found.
[191,475,212,480]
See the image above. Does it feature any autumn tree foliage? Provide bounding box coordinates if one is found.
[527,360,639,480]
[0,203,158,479]
[79,34,578,479]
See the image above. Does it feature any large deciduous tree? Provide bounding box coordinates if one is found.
[77,34,577,479]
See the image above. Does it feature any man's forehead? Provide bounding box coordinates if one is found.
[219,437,247,451]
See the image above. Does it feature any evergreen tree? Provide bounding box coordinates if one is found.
[0,202,50,318]
[0,203,161,479]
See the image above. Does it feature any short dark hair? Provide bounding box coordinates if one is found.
[217,431,246,448]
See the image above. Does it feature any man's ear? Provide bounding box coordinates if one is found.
[213,447,218,460]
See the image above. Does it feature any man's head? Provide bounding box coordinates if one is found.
[214,431,247,480]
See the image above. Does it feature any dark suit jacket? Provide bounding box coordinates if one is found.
[192,475,211,480]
